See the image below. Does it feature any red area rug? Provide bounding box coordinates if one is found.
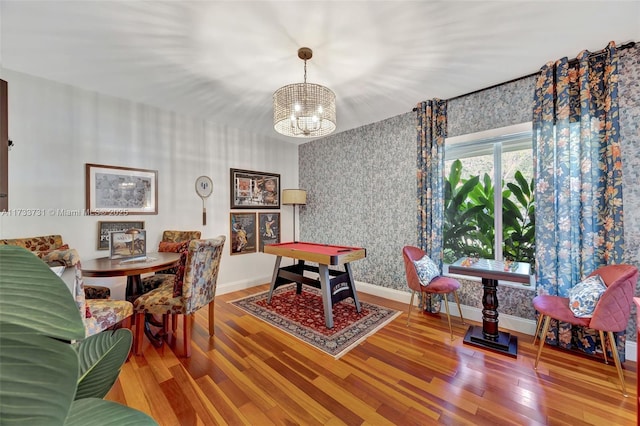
[230,284,401,358]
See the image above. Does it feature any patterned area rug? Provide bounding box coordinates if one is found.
[230,284,401,359]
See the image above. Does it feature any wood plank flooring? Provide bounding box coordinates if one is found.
[106,284,637,425]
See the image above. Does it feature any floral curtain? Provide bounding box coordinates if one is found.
[533,41,626,358]
[416,99,447,313]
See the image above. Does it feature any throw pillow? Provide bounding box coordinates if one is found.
[158,240,189,297]
[568,274,607,318]
[413,255,440,286]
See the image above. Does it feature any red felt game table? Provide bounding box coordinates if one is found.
[263,241,367,329]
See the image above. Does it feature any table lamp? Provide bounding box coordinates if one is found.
[282,189,306,242]
[125,228,140,255]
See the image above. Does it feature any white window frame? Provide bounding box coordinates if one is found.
[443,122,535,289]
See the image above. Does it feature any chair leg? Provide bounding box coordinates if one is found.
[534,315,551,369]
[134,312,145,355]
[406,290,415,327]
[606,331,628,397]
[172,314,178,333]
[183,314,193,357]
[452,291,465,325]
[163,314,170,341]
[532,313,543,345]
[443,293,454,340]
[208,301,215,336]
[598,330,608,365]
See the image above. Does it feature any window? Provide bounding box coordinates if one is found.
[443,123,534,268]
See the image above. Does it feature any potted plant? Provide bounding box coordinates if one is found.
[0,245,156,425]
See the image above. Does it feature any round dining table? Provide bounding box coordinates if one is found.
[82,252,181,301]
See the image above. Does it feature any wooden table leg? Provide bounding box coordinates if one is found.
[125,274,142,302]
[481,278,499,340]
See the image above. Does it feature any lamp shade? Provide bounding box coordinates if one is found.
[273,47,336,138]
[282,189,307,205]
[273,83,336,138]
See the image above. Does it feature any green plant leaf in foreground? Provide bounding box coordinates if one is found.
[0,245,158,425]
[0,323,79,425]
[75,328,133,400]
[66,398,157,426]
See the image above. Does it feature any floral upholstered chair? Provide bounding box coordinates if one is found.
[0,235,133,336]
[140,230,202,293]
[134,236,225,357]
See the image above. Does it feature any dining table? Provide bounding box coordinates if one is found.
[82,252,181,302]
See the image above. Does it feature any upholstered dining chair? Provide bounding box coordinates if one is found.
[134,236,225,357]
[402,246,465,340]
[532,263,638,396]
[139,230,202,346]
[141,230,202,289]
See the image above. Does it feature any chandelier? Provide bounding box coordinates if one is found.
[273,47,336,138]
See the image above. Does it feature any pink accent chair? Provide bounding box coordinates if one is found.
[532,264,638,396]
[402,246,465,340]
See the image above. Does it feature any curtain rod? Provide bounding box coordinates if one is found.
[413,41,636,109]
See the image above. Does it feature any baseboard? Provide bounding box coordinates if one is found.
[217,276,272,295]
[354,281,637,362]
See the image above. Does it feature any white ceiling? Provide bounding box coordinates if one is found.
[1,1,639,145]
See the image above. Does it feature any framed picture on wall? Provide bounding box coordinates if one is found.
[97,220,145,250]
[230,168,280,209]
[86,163,158,215]
[230,212,257,255]
[258,212,280,252]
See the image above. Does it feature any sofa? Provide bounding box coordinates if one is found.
[0,234,133,336]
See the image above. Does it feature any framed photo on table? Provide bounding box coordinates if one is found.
[258,212,280,252]
[109,229,147,260]
[97,221,145,250]
[86,163,158,215]
[230,168,280,209]
[230,212,257,255]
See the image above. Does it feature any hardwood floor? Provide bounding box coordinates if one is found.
[106,284,637,425]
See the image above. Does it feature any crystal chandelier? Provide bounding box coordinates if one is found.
[273,47,336,138]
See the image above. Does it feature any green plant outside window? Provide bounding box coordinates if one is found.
[443,130,535,268]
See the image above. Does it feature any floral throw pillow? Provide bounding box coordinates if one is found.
[158,241,189,297]
[568,274,607,318]
[413,255,440,287]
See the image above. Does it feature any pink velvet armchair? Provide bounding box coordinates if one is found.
[403,246,465,340]
[532,263,638,396]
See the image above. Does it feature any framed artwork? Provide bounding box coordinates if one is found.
[97,220,145,250]
[230,168,280,209]
[258,212,280,252]
[109,229,147,260]
[230,212,257,255]
[85,163,158,215]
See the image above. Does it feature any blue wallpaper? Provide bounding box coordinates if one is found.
[299,46,640,326]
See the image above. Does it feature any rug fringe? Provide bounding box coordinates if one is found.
[333,310,402,359]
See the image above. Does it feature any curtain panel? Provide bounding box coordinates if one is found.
[533,41,626,359]
[416,99,447,313]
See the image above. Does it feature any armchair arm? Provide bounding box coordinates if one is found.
[38,248,80,268]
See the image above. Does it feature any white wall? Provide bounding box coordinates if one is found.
[0,69,299,297]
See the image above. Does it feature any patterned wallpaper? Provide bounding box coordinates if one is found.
[299,45,640,327]
[299,113,416,287]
